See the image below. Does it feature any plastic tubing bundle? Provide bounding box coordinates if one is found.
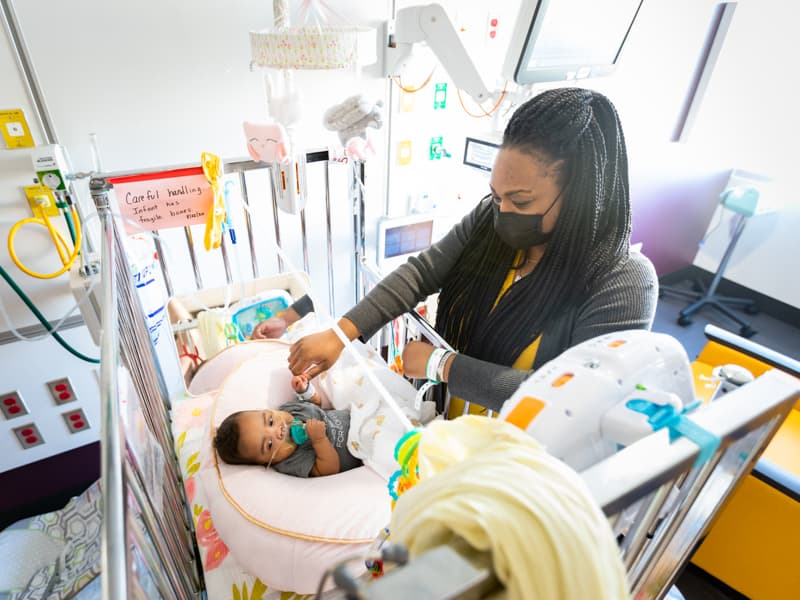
[389,416,629,600]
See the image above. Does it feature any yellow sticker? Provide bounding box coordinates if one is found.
[0,109,35,148]
[400,90,415,112]
[24,184,59,217]
[398,140,412,165]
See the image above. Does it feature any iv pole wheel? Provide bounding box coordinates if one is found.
[739,325,757,338]
[744,303,760,315]
[677,314,693,327]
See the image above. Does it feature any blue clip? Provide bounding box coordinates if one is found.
[626,398,720,466]
[223,180,237,244]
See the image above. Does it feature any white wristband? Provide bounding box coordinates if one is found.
[426,348,447,382]
[436,351,454,382]
[295,381,316,402]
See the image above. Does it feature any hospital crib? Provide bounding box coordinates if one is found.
[87,152,800,599]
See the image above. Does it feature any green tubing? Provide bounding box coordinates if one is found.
[62,208,77,245]
[0,262,100,364]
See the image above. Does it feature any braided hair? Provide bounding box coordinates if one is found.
[436,88,631,366]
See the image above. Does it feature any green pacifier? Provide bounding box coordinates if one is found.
[289,419,308,445]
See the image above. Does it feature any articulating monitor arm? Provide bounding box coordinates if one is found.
[384,3,491,105]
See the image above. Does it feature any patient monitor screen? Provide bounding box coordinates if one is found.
[524,0,641,69]
[384,221,433,259]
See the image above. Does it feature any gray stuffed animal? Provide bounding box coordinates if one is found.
[323,95,384,145]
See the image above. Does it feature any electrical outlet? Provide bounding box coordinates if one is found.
[12,423,45,449]
[46,377,77,405]
[62,408,90,433]
[1,390,29,419]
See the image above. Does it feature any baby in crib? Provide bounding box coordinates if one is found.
[213,374,362,477]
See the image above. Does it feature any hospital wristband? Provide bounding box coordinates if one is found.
[295,381,317,402]
[426,348,447,382]
[436,351,454,383]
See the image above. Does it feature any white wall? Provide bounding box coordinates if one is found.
[686,0,799,307]
[2,0,798,473]
[0,0,390,472]
[383,0,799,308]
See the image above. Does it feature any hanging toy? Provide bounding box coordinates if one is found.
[201,151,226,251]
[387,428,423,507]
[289,419,308,445]
[323,94,383,160]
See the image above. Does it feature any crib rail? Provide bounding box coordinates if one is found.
[587,367,799,598]
[349,367,800,600]
[94,178,201,599]
[91,144,799,600]
[92,150,364,598]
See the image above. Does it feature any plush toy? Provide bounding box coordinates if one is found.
[243,121,290,165]
[323,95,384,148]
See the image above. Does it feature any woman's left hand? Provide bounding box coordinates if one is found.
[401,341,435,379]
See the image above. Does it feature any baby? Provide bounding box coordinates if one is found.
[213,374,362,477]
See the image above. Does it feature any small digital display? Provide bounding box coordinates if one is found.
[464,137,500,172]
[384,220,433,258]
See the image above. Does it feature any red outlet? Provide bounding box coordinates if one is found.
[486,14,500,42]
[46,377,77,405]
[62,408,90,433]
[12,422,45,448]
[1,390,28,419]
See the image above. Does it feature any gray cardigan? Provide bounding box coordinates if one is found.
[335,200,657,411]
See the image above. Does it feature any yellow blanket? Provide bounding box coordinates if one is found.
[390,416,629,599]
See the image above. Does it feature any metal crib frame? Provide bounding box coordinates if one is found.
[91,148,799,599]
[91,151,368,597]
[355,365,799,600]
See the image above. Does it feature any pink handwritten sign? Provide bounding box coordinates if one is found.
[109,167,213,234]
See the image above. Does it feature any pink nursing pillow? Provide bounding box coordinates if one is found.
[193,341,390,594]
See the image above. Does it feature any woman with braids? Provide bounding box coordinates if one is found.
[253,88,658,413]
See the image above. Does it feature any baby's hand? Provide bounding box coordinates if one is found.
[251,317,287,340]
[291,374,309,394]
[305,418,327,442]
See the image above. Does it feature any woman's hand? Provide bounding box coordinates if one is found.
[250,317,287,340]
[401,341,436,379]
[288,329,344,379]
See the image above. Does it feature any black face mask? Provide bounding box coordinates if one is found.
[491,194,560,249]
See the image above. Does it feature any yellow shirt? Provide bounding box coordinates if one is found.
[448,253,541,418]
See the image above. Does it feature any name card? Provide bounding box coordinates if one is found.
[109,167,213,234]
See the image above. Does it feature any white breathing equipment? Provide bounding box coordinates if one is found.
[498,329,696,471]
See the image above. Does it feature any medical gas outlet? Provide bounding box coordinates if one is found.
[429,137,450,160]
[31,144,70,191]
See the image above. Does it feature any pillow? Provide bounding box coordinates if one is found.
[195,340,390,594]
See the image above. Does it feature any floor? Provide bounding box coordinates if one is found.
[652,284,800,363]
[650,286,799,600]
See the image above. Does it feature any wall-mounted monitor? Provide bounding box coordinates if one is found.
[377,214,435,272]
[502,0,644,85]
